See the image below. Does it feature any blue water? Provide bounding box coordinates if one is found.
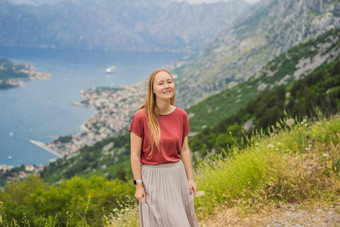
[0,47,185,166]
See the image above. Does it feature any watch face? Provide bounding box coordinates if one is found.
[133,180,137,185]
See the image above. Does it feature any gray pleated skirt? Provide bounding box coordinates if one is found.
[139,160,198,227]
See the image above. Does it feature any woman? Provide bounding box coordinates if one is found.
[129,69,198,227]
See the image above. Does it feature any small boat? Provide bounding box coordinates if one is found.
[8,155,12,159]
[106,66,116,73]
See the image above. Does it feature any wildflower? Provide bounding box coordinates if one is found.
[255,143,259,146]
[305,147,310,151]
[286,118,294,127]
[322,153,328,157]
[267,144,274,148]
[275,148,279,151]
[196,191,205,197]
[277,142,282,146]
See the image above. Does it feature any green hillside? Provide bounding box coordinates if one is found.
[40,131,131,184]
[0,176,135,226]
[187,28,340,133]
[189,53,340,157]
[193,113,340,223]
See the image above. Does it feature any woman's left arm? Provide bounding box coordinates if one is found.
[181,136,197,195]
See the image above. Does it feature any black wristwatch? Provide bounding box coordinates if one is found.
[133,179,142,185]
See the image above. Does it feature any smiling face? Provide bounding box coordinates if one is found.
[153,71,175,101]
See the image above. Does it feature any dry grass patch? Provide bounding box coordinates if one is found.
[200,200,340,226]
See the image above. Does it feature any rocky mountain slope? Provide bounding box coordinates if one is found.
[174,0,340,107]
[0,0,250,52]
[190,52,340,157]
[186,28,340,132]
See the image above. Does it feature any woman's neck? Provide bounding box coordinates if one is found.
[156,99,173,115]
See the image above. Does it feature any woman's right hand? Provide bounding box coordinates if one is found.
[135,184,147,202]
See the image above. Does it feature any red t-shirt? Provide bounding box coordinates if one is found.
[129,106,190,165]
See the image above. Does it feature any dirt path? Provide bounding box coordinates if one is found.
[200,200,340,227]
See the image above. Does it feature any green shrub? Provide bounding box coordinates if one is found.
[0,176,135,226]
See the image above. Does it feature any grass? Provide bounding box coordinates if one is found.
[194,114,340,220]
[103,201,139,227]
[107,113,340,226]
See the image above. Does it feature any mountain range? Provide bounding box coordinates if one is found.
[173,0,340,107]
[0,0,250,52]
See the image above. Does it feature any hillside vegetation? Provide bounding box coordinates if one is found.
[194,115,340,219]
[40,131,131,184]
[0,176,134,226]
[187,28,340,133]
[189,51,340,157]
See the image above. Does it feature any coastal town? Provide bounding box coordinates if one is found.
[0,163,45,187]
[30,60,187,158]
[32,79,147,158]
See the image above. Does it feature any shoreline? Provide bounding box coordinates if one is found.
[30,139,63,158]
[24,81,146,167]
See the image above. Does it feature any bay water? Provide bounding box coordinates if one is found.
[0,47,184,166]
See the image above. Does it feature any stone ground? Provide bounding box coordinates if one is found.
[200,200,340,227]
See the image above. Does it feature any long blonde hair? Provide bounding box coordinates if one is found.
[139,69,175,156]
